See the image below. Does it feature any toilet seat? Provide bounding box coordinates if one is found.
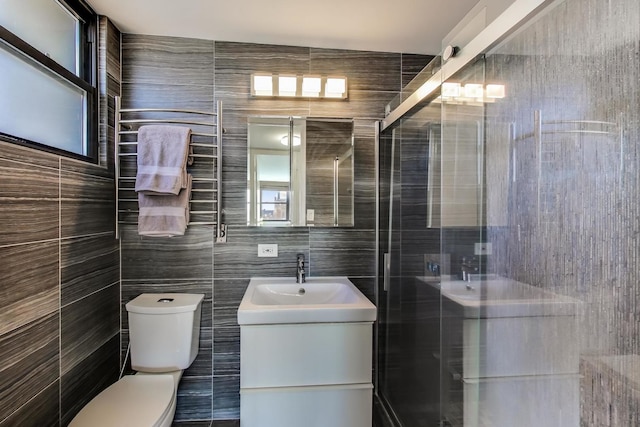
[69,374,175,427]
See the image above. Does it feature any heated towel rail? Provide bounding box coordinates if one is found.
[114,96,226,242]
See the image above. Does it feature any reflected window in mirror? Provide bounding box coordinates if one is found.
[247,116,354,227]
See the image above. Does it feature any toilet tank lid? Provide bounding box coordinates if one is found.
[126,293,204,314]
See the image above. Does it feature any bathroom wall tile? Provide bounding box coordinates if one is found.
[211,421,239,427]
[121,82,215,112]
[175,377,213,421]
[0,379,59,427]
[60,169,115,238]
[121,225,214,280]
[349,277,376,304]
[213,327,240,375]
[173,422,213,427]
[99,17,121,84]
[214,41,309,87]
[401,54,435,88]
[218,135,249,227]
[309,229,376,277]
[0,158,59,246]
[310,48,401,92]
[61,233,119,306]
[0,140,59,170]
[213,279,249,328]
[353,134,377,230]
[309,90,398,120]
[61,284,120,374]
[0,315,59,421]
[213,227,309,279]
[60,157,113,179]
[122,34,214,86]
[120,279,213,329]
[60,334,120,425]
[212,376,240,420]
[184,328,213,378]
[0,242,59,335]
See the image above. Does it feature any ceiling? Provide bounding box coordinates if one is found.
[85,0,479,54]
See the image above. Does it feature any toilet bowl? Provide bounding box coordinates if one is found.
[69,371,181,427]
[69,293,204,427]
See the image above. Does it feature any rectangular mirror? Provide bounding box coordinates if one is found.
[247,116,354,227]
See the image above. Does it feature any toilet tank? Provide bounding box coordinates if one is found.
[126,293,204,372]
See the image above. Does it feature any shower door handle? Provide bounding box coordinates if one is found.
[383,253,390,292]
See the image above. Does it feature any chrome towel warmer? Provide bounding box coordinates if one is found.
[114,96,226,242]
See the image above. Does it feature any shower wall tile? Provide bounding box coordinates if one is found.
[175,377,213,421]
[212,376,240,420]
[61,233,119,305]
[0,242,59,336]
[0,379,59,427]
[61,334,120,425]
[61,284,120,375]
[0,158,59,246]
[309,229,376,277]
[121,224,214,280]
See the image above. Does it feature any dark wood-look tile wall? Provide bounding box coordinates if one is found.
[0,18,121,425]
[118,34,432,422]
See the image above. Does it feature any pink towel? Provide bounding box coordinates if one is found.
[138,174,192,237]
[135,125,193,195]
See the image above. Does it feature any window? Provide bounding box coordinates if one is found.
[260,188,289,222]
[0,0,98,161]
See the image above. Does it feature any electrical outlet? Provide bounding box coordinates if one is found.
[258,244,278,257]
[474,242,492,255]
[307,209,315,221]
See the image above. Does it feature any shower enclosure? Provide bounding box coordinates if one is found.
[376,0,640,425]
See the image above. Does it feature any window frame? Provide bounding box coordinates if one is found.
[0,0,98,162]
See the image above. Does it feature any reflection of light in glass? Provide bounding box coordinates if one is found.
[278,76,297,96]
[464,83,484,99]
[252,75,273,96]
[485,84,506,99]
[302,76,321,97]
[442,82,461,98]
[281,135,301,146]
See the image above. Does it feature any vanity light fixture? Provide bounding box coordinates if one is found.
[438,82,506,104]
[251,74,348,99]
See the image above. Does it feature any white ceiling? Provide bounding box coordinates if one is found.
[86,0,479,54]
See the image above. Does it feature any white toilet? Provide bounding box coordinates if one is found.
[70,293,204,427]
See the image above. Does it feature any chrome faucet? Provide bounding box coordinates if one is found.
[460,256,479,282]
[296,253,306,284]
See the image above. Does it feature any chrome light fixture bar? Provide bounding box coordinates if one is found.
[251,74,348,99]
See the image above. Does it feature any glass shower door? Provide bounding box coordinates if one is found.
[378,101,442,427]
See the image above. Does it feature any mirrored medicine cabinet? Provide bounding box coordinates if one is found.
[247,116,354,227]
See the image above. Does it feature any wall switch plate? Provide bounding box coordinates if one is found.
[474,242,492,255]
[306,209,315,221]
[258,244,278,257]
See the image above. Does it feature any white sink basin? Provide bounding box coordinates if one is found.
[237,276,376,325]
[417,275,578,318]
